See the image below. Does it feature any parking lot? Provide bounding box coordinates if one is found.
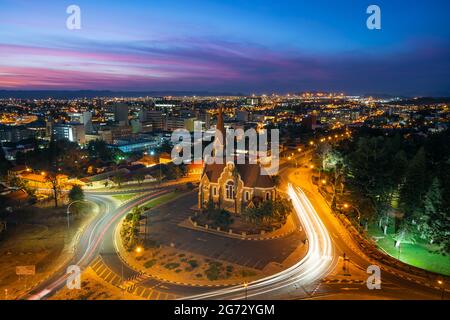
[146,192,306,270]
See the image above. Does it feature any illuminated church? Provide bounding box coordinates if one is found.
[198,107,276,214]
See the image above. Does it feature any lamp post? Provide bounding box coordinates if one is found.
[244,282,248,300]
[66,199,92,230]
[438,280,445,300]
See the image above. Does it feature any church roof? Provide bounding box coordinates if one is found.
[203,162,275,188]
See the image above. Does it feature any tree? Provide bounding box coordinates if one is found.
[243,198,292,226]
[86,139,114,162]
[272,175,281,188]
[69,185,84,202]
[111,172,125,188]
[399,147,427,220]
[206,206,234,229]
[45,172,62,208]
[420,178,450,254]
[0,144,11,176]
[134,172,146,185]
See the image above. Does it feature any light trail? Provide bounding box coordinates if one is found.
[28,190,169,300]
[183,183,336,300]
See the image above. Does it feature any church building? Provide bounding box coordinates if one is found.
[198,107,277,214]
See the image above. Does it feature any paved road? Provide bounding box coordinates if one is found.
[24,190,171,299]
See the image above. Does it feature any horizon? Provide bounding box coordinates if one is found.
[0,1,449,96]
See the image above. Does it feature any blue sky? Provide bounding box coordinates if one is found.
[0,0,449,95]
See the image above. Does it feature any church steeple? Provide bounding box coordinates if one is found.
[216,105,225,139]
[213,105,225,157]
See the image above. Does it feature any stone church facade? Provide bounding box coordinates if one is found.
[197,106,276,214]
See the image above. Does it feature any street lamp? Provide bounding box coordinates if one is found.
[243,282,248,300]
[438,280,445,300]
[135,246,143,254]
[66,199,92,230]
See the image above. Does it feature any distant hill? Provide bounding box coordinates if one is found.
[0,90,246,99]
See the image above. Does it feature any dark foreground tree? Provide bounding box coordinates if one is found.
[69,185,84,202]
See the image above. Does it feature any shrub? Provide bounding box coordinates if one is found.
[144,259,157,268]
[205,262,221,280]
[187,259,199,269]
[164,263,180,270]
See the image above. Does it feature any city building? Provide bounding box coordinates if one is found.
[69,111,94,134]
[112,103,129,126]
[140,110,165,131]
[0,124,34,143]
[52,123,86,145]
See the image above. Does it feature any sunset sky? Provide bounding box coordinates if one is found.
[0,0,449,95]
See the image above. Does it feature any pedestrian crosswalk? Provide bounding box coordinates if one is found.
[90,256,179,300]
[322,278,365,285]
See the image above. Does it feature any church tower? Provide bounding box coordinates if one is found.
[213,105,226,158]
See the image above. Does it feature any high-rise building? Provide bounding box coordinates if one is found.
[140,110,165,131]
[52,123,86,145]
[165,117,185,131]
[112,103,129,126]
[0,125,33,143]
[69,111,93,133]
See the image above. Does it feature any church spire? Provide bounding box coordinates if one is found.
[213,105,225,158]
[216,105,225,139]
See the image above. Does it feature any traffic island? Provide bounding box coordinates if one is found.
[116,217,262,287]
[180,213,298,241]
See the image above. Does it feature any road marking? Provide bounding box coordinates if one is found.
[105,272,115,282]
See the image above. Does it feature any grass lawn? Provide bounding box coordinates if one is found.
[368,224,450,276]
[111,193,139,202]
[141,191,179,210]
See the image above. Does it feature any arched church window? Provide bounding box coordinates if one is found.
[226,181,235,200]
